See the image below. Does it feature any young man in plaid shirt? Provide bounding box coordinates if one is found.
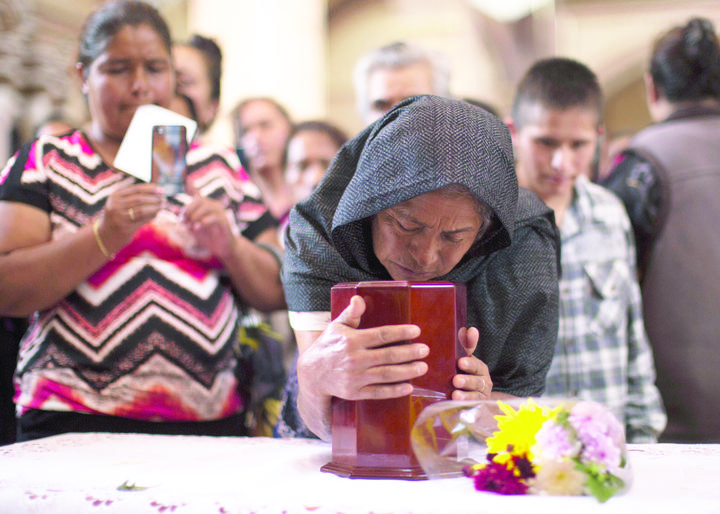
[506,57,666,442]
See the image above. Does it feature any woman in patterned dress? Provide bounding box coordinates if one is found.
[0,0,285,441]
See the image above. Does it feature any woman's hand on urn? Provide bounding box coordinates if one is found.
[297,295,429,402]
[97,183,164,254]
[452,326,492,400]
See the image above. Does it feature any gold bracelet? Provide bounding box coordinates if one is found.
[92,219,115,259]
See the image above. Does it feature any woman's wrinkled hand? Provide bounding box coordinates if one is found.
[452,326,493,400]
[297,295,429,402]
[98,183,165,255]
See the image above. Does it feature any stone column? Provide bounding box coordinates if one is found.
[0,85,21,164]
[187,0,328,147]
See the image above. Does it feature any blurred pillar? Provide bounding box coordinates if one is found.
[186,0,328,147]
[0,86,21,164]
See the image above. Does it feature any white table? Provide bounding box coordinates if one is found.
[0,433,718,513]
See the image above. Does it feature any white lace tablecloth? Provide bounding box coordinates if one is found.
[0,433,719,513]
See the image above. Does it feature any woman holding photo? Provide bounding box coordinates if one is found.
[0,0,284,441]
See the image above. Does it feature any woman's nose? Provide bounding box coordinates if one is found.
[130,67,149,94]
[410,236,439,268]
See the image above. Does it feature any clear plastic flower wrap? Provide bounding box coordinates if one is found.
[411,398,633,502]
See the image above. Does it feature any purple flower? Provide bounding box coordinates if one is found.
[534,420,579,460]
[578,432,621,470]
[472,462,529,495]
[569,402,624,470]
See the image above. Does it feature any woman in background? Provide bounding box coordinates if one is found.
[284,120,348,206]
[173,34,222,135]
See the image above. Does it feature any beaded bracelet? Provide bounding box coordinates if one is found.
[92,219,115,259]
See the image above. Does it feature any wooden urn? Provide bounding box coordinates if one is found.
[321,281,466,480]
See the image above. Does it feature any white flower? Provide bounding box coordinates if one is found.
[530,459,587,496]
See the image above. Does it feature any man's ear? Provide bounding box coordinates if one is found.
[644,73,659,104]
[76,63,89,94]
[504,117,517,138]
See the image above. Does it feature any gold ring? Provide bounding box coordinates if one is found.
[129,208,135,221]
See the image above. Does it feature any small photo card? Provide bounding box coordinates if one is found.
[114,104,197,182]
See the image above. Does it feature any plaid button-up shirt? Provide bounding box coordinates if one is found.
[543,176,666,443]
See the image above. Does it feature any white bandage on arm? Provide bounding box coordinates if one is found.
[288,311,332,332]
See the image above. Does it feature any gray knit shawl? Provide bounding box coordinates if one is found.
[282,95,559,395]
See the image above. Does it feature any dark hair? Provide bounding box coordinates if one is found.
[649,17,720,102]
[283,120,349,168]
[231,97,292,140]
[184,34,223,102]
[290,121,348,149]
[512,57,603,128]
[174,92,198,122]
[77,0,172,77]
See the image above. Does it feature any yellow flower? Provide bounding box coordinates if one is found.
[486,399,562,465]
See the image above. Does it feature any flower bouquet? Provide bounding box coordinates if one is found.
[411,398,631,502]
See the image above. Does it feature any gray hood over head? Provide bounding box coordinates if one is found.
[330,94,518,268]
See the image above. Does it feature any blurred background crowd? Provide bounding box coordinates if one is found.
[2,0,719,163]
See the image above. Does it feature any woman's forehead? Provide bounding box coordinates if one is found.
[101,24,170,58]
[389,191,480,220]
